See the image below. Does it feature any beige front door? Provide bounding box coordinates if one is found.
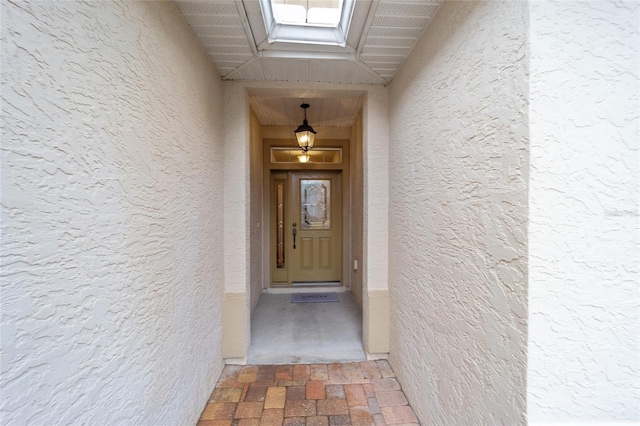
[270,171,342,285]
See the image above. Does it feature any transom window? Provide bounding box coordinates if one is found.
[271,147,342,164]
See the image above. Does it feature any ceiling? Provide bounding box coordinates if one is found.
[173,0,443,127]
[249,96,363,127]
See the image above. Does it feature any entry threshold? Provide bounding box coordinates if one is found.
[264,285,348,294]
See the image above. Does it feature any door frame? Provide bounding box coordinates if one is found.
[262,138,351,290]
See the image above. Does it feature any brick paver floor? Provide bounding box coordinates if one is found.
[197,361,419,425]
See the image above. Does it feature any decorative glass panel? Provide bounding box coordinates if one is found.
[276,180,285,268]
[301,179,330,229]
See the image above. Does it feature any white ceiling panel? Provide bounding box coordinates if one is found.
[364,37,416,48]
[239,60,265,81]
[249,97,364,128]
[357,64,383,85]
[360,46,412,56]
[367,26,424,38]
[206,46,253,55]
[198,36,248,45]
[194,25,247,37]
[183,14,243,26]
[376,2,440,17]
[371,15,430,27]
[261,58,290,81]
[174,1,238,15]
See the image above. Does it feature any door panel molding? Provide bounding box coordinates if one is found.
[319,237,331,269]
[301,237,314,269]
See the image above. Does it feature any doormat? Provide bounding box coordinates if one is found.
[291,292,339,303]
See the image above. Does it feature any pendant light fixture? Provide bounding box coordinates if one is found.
[294,103,316,153]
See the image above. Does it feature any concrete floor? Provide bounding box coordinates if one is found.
[248,292,366,364]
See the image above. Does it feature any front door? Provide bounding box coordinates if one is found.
[271,171,342,285]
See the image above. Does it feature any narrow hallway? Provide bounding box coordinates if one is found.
[197,361,418,425]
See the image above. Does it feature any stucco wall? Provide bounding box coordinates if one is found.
[362,87,391,356]
[528,1,640,422]
[1,1,225,424]
[222,82,251,360]
[388,1,529,424]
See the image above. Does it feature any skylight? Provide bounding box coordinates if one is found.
[257,0,356,47]
[271,0,343,27]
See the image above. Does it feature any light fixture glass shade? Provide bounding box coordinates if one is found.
[294,103,316,151]
[298,153,310,163]
[295,126,316,151]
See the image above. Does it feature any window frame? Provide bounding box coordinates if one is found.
[260,0,356,47]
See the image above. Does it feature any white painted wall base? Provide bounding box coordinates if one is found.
[224,357,248,366]
[364,290,390,354]
[366,353,390,361]
[222,293,248,358]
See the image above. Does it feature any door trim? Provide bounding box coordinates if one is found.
[262,139,350,290]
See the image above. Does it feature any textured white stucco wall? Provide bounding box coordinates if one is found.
[362,87,391,355]
[1,1,225,424]
[388,1,529,424]
[528,1,640,422]
[221,83,251,360]
[362,88,390,295]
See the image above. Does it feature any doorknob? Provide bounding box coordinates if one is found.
[292,222,297,249]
